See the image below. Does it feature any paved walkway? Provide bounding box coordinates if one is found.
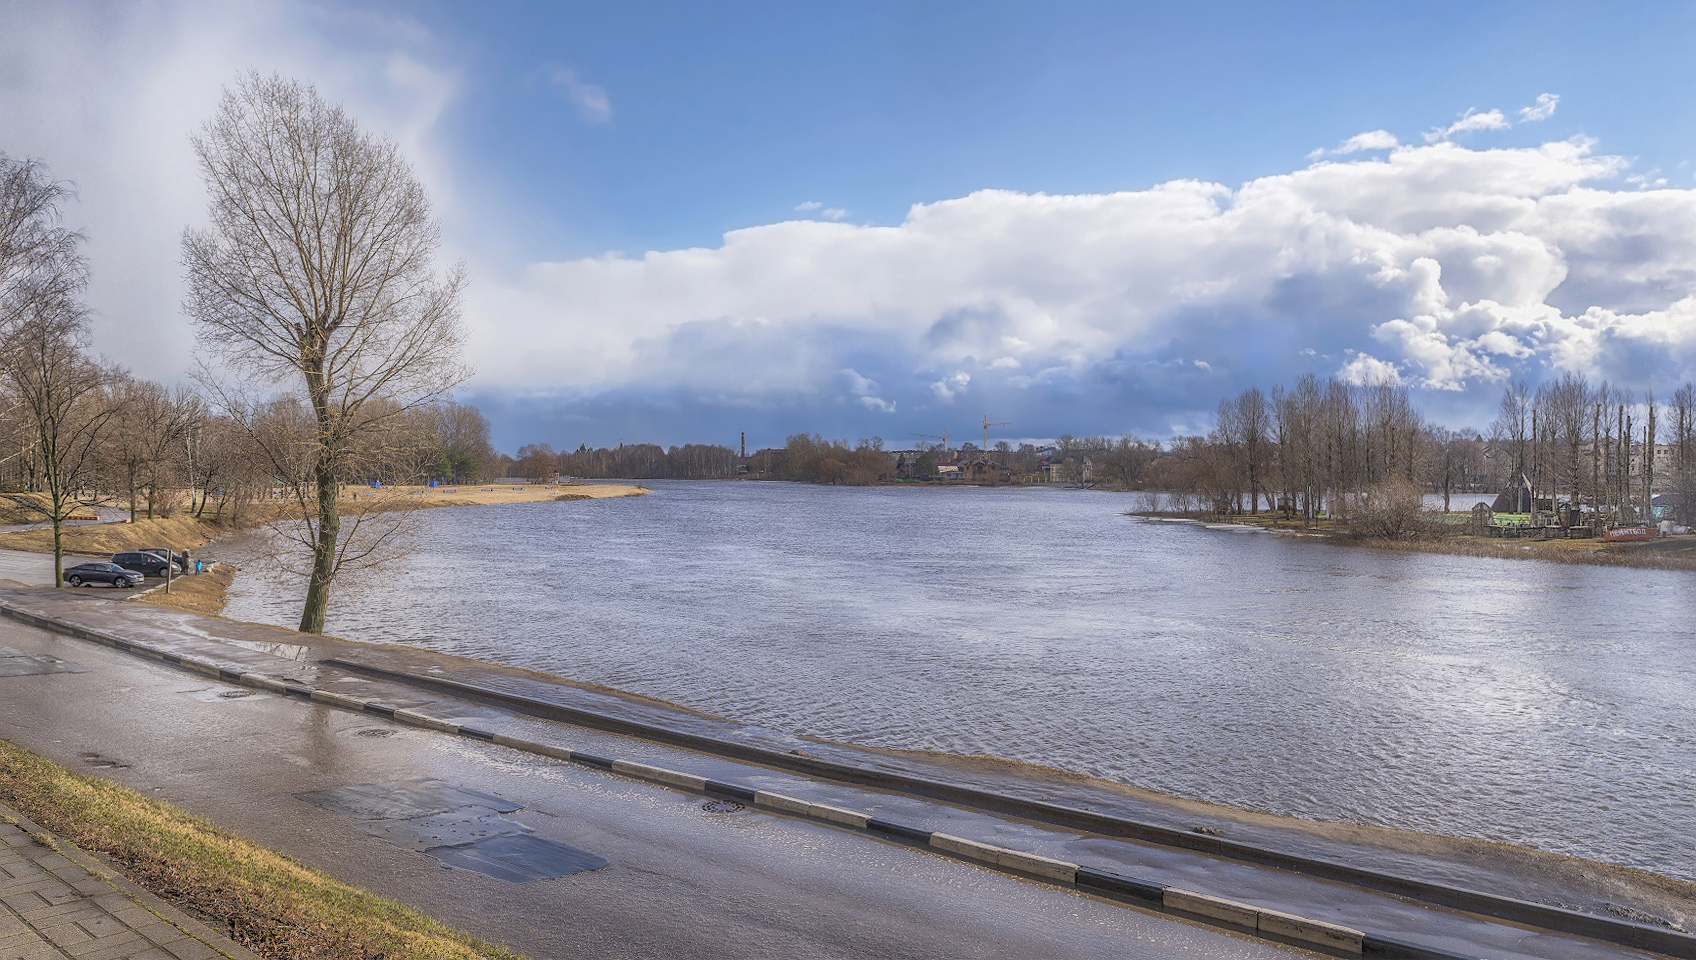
[0,801,255,960]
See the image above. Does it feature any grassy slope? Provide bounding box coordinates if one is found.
[0,516,229,558]
[0,740,526,960]
[135,564,237,616]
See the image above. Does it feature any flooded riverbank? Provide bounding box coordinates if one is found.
[215,480,1696,882]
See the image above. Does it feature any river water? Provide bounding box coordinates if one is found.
[220,481,1696,881]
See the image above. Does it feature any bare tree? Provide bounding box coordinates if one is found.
[1,154,85,486]
[182,73,467,633]
[0,284,120,585]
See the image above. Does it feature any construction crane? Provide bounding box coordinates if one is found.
[981,416,1010,457]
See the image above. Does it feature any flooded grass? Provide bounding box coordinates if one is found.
[0,739,527,960]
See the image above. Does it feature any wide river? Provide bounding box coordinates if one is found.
[222,481,1696,881]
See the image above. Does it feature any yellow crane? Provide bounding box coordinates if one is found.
[981,416,1010,457]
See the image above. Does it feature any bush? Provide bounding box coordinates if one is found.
[1352,478,1435,540]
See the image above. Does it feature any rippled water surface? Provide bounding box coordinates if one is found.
[221,481,1696,879]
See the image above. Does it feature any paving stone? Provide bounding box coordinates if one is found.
[76,915,128,940]
[160,937,218,960]
[0,929,48,951]
[49,864,90,883]
[68,931,149,960]
[131,921,185,947]
[105,907,153,928]
[5,941,63,960]
[39,918,95,948]
[0,893,48,915]
[20,898,95,923]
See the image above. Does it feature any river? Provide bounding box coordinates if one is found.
[218,480,1696,881]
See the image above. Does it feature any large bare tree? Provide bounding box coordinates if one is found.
[182,73,466,633]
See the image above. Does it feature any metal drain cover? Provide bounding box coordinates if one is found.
[701,800,745,814]
[425,834,607,883]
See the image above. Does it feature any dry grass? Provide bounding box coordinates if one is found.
[0,739,527,960]
[0,517,228,557]
[0,493,97,524]
[0,483,647,557]
[134,564,237,616]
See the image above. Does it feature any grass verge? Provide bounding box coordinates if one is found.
[0,739,527,960]
[135,564,237,616]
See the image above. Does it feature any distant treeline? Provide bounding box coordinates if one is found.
[500,372,1696,527]
[509,442,741,480]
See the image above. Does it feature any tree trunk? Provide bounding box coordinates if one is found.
[51,514,63,589]
[298,457,339,634]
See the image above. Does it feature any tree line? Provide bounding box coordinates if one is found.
[527,371,1696,533]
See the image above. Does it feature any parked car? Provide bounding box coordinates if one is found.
[63,562,144,588]
[110,551,181,578]
[141,546,191,570]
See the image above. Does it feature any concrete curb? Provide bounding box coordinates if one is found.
[2,600,1687,960]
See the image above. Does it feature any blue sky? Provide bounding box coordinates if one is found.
[6,1,1696,451]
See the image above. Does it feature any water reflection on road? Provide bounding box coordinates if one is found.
[220,481,1696,880]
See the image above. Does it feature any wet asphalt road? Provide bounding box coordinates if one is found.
[0,617,1311,960]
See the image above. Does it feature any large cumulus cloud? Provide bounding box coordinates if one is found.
[469,136,1696,444]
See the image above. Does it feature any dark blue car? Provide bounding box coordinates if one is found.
[63,562,144,589]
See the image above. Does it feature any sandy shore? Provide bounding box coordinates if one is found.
[337,481,648,508]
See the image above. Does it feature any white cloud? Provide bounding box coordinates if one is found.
[550,67,611,122]
[842,368,896,412]
[468,134,1696,422]
[1519,92,1559,123]
[1311,129,1399,158]
[931,371,971,401]
[795,201,847,220]
[1338,352,1402,386]
[1425,108,1511,143]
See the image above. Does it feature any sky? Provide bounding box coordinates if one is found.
[5,2,1696,452]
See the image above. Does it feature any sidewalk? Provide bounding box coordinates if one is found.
[0,800,256,960]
